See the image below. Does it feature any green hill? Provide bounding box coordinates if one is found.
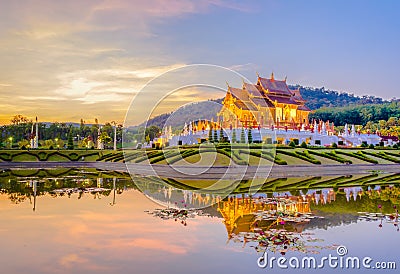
[290,85,387,110]
[142,98,223,129]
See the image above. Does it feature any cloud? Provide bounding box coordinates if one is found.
[0,1,255,124]
[59,253,88,268]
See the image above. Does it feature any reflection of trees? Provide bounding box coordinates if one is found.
[311,186,400,214]
[0,172,137,204]
[146,208,211,226]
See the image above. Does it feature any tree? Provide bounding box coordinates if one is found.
[231,129,236,143]
[213,127,218,142]
[247,128,253,143]
[289,141,296,148]
[145,125,161,141]
[240,127,246,143]
[11,114,29,125]
[387,117,398,127]
[67,130,74,149]
[99,132,112,144]
[331,142,338,148]
[300,141,308,148]
[219,127,224,142]
[208,126,213,142]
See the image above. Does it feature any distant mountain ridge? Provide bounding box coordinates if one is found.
[292,85,388,110]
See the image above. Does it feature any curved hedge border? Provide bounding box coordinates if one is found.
[166,149,201,164]
[336,151,378,164]
[0,151,100,162]
[385,151,400,158]
[307,150,352,164]
[363,151,400,163]
[123,151,145,162]
[277,150,321,164]
[133,150,166,163]
[149,150,182,164]
[238,149,287,165]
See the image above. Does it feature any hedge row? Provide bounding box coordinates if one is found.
[277,150,321,164]
[217,148,247,165]
[363,151,400,164]
[123,151,145,162]
[166,149,201,164]
[0,151,99,162]
[336,151,378,164]
[133,150,166,163]
[97,152,124,162]
[149,150,182,164]
[238,149,287,165]
[307,150,352,164]
[384,151,400,158]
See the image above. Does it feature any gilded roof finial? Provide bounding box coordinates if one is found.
[256,71,260,78]
[271,72,274,80]
[284,76,287,82]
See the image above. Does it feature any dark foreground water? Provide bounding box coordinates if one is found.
[0,171,399,274]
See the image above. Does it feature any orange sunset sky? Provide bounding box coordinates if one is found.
[1,0,398,125]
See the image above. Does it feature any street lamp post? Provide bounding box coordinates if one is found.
[112,121,117,151]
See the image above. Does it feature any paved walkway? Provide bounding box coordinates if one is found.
[1,162,399,179]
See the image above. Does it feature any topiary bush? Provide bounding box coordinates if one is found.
[300,142,308,149]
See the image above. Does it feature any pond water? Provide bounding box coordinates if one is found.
[0,170,399,274]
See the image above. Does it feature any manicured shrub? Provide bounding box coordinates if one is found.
[277,149,321,164]
[369,144,375,149]
[300,141,308,148]
[240,128,246,143]
[363,151,400,163]
[231,129,236,143]
[307,150,352,164]
[336,151,378,164]
[247,129,253,144]
[331,142,338,148]
[208,127,213,143]
[289,141,296,148]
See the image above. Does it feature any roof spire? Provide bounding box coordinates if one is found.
[284,76,287,82]
[270,72,274,81]
[256,71,260,78]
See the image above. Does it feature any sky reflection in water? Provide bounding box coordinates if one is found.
[0,174,399,274]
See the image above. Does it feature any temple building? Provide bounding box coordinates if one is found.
[219,73,310,129]
[153,72,382,147]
